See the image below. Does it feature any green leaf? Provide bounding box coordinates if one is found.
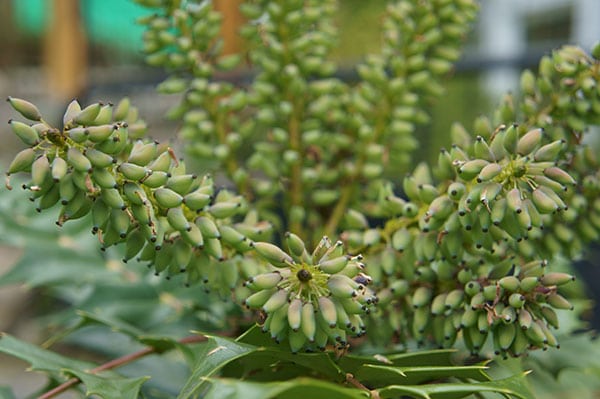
[508,332,600,398]
[0,333,96,378]
[0,186,91,247]
[63,368,149,399]
[64,326,191,397]
[338,349,457,374]
[527,331,600,377]
[225,326,344,382]
[177,331,523,399]
[72,310,185,352]
[0,334,162,399]
[386,350,457,367]
[76,310,145,337]
[355,364,490,387]
[0,246,113,287]
[204,377,369,399]
[177,334,258,399]
[221,349,345,383]
[377,372,535,399]
[235,323,276,347]
[0,386,16,399]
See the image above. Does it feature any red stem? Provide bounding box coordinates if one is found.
[38,335,207,399]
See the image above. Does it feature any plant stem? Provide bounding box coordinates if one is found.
[345,373,380,399]
[38,335,207,399]
[323,181,353,238]
[324,111,387,238]
[215,107,249,197]
[288,108,304,237]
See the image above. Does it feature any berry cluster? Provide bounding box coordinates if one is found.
[244,234,376,352]
[339,43,600,356]
[5,97,264,287]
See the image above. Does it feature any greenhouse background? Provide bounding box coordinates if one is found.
[0,0,599,397]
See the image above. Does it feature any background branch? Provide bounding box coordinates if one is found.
[38,335,207,399]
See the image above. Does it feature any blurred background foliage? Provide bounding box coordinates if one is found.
[0,0,594,355]
[4,1,597,164]
[0,0,599,397]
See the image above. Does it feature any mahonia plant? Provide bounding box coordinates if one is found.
[5,92,380,352]
[3,0,600,395]
[355,44,600,357]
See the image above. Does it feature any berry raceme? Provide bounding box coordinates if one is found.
[359,228,577,356]
[492,45,600,259]
[362,126,580,260]
[136,0,248,191]
[244,234,376,353]
[5,98,273,290]
[136,0,479,245]
[338,46,600,355]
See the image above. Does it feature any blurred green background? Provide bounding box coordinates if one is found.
[3,0,595,166]
[4,0,596,156]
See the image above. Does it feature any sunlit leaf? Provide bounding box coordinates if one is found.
[203,377,369,399]
[355,364,490,386]
[220,325,346,382]
[377,372,535,399]
[338,349,457,374]
[0,333,96,377]
[177,335,257,399]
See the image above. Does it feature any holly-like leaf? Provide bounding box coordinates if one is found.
[337,349,457,374]
[0,246,114,288]
[235,323,277,347]
[178,332,350,398]
[354,364,490,387]
[223,325,346,382]
[507,331,600,398]
[177,334,258,399]
[0,333,153,398]
[0,333,97,378]
[63,368,149,399]
[64,326,191,397]
[76,310,145,337]
[385,350,457,367]
[377,371,535,399]
[203,377,369,399]
[72,310,186,352]
[0,184,91,247]
[222,348,346,383]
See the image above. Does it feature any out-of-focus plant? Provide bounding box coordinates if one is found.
[1,0,600,398]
